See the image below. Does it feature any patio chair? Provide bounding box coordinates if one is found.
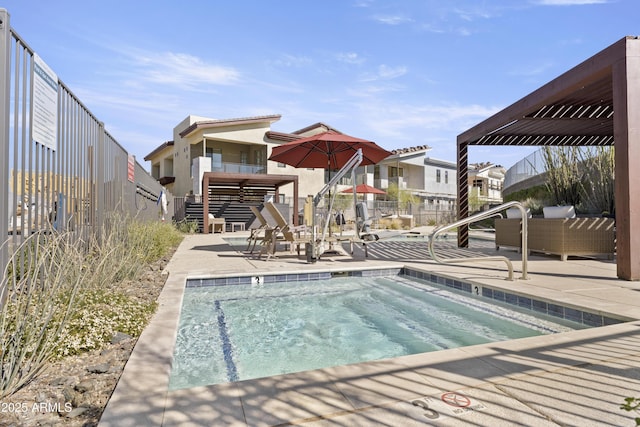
[246,206,275,253]
[207,213,226,233]
[351,202,380,258]
[355,202,379,242]
[260,202,311,260]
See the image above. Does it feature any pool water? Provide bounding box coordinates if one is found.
[169,275,583,390]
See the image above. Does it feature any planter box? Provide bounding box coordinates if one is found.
[496,217,615,261]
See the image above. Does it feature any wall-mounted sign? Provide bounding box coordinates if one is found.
[33,54,58,150]
[128,154,135,182]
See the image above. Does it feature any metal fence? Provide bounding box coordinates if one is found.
[0,9,169,273]
[503,149,548,190]
[293,197,456,229]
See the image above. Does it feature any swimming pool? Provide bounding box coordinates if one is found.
[169,270,587,390]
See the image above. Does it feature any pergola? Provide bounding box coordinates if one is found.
[457,36,640,281]
[202,172,299,233]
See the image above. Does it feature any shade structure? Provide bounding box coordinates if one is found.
[340,183,386,195]
[268,130,392,169]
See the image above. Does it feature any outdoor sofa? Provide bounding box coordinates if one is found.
[495,206,615,261]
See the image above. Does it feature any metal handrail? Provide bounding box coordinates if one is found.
[428,201,529,281]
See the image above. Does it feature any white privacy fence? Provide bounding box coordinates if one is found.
[0,9,169,273]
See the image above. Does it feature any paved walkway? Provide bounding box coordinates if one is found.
[100,229,640,426]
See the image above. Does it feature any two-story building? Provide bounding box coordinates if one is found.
[145,114,503,231]
[423,157,457,211]
[468,162,506,211]
[145,116,361,231]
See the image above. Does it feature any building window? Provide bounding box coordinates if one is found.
[445,170,448,184]
[325,170,352,185]
[436,169,441,183]
[278,162,286,168]
[389,166,403,178]
[207,148,222,171]
[255,150,264,165]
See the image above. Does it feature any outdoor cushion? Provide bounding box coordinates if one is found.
[505,207,531,219]
[543,205,576,219]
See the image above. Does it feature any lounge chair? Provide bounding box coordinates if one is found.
[246,206,275,253]
[260,202,311,260]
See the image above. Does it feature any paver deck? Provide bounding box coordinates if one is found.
[100,229,640,426]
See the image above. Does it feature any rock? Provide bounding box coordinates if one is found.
[111,331,132,344]
[49,376,76,386]
[100,348,115,357]
[62,386,76,402]
[64,406,89,418]
[86,363,110,374]
[75,380,95,393]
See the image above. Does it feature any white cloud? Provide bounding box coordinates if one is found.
[336,52,365,65]
[454,7,495,21]
[373,14,413,25]
[509,61,554,77]
[378,64,407,79]
[360,102,500,140]
[359,64,408,82]
[270,53,313,68]
[135,52,240,88]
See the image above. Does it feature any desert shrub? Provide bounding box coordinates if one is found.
[0,231,84,397]
[175,216,199,234]
[0,215,182,397]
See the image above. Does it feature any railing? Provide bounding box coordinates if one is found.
[212,161,265,174]
[503,148,547,190]
[0,9,168,275]
[428,201,529,281]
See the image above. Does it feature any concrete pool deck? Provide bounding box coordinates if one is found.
[100,229,640,426]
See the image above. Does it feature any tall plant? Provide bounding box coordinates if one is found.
[542,146,582,207]
[386,182,419,213]
[541,146,615,215]
[0,231,84,397]
[579,146,615,215]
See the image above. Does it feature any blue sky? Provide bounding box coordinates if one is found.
[3,0,636,169]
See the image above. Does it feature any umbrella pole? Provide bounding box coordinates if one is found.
[311,202,317,262]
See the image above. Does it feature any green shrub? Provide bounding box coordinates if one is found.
[621,397,640,426]
[56,290,157,357]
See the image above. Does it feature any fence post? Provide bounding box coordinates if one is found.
[0,9,11,277]
[96,122,105,229]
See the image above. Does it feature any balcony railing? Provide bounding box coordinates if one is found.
[211,161,266,174]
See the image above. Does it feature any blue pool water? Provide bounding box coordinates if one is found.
[169,274,584,390]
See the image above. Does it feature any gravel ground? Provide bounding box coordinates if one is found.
[0,252,173,427]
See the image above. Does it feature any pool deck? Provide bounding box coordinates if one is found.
[100,229,640,426]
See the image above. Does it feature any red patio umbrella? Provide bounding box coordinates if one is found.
[268,130,391,256]
[340,184,386,195]
[268,130,391,170]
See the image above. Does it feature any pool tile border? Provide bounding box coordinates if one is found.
[185,267,624,329]
[403,268,624,327]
